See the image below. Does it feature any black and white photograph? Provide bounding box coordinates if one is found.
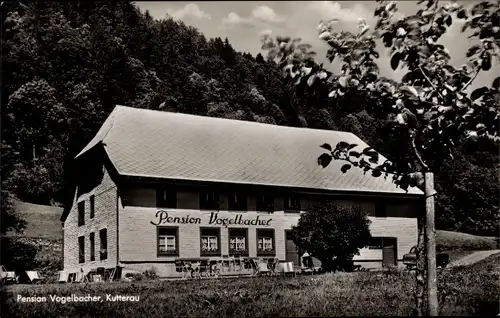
[1,0,499,317]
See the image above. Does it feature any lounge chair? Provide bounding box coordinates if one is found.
[281,261,296,277]
[256,259,270,276]
[26,271,44,284]
[58,271,68,283]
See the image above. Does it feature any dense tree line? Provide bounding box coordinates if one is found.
[1,1,498,236]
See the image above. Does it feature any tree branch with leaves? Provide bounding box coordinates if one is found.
[261,0,500,315]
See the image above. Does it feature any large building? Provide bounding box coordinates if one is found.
[61,105,423,278]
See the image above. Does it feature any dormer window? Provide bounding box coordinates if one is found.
[284,195,301,212]
[200,190,219,211]
[257,195,274,213]
[228,193,247,211]
[156,187,177,209]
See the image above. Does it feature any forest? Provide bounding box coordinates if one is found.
[1,1,498,236]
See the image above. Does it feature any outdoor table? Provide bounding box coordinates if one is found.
[242,257,261,276]
[208,258,223,277]
[176,258,206,279]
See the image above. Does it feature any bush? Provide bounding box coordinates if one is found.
[291,201,371,272]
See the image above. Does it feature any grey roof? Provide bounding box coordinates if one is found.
[76,105,423,196]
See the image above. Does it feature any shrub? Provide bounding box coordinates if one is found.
[291,201,371,272]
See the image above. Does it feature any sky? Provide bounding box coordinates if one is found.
[136,1,498,90]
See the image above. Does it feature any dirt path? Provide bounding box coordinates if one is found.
[448,250,500,267]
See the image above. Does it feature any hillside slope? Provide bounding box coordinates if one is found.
[6,200,63,239]
[1,1,498,240]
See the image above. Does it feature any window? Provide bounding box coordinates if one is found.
[99,229,108,260]
[78,236,85,263]
[200,228,220,256]
[257,229,275,256]
[90,195,95,219]
[78,201,85,226]
[284,195,301,212]
[256,195,274,213]
[200,190,219,210]
[228,228,248,256]
[228,194,247,211]
[90,232,95,261]
[375,201,387,218]
[157,227,179,256]
[156,187,177,208]
[368,237,383,249]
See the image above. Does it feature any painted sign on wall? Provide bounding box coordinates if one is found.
[150,210,272,227]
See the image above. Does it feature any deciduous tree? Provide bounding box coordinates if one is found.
[291,201,372,272]
[261,0,500,315]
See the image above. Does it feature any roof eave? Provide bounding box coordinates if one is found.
[118,172,424,198]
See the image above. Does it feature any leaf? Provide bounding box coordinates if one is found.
[366,150,379,159]
[349,151,361,158]
[362,147,373,155]
[338,76,348,87]
[371,169,382,177]
[445,15,452,26]
[424,110,438,121]
[368,157,379,164]
[382,32,394,47]
[336,141,350,150]
[493,77,500,91]
[317,153,333,168]
[390,52,401,70]
[471,87,489,101]
[320,143,332,151]
[340,164,352,173]
[476,123,486,130]
[457,9,467,19]
[317,71,328,80]
[307,74,317,86]
[466,45,481,58]
[401,72,415,83]
[401,85,419,98]
[396,113,406,124]
[359,25,370,36]
[481,52,491,71]
[461,21,471,32]
[409,172,425,189]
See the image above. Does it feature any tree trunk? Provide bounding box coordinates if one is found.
[415,211,426,316]
[320,257,336,272]
[425,172,438,316]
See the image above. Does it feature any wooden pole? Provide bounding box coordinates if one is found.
[415,211,426,316]
[425,172,438,316]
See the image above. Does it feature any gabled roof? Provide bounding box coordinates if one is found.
[76,105,423,196]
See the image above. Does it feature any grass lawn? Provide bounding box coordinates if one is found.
[7,200,63,240]
[436,230,498,251]
[2,253,498,317]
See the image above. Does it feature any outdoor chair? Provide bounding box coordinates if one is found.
[58,271,68,283]
[209,259,221,278]
[256,258,270,276]
[198,260,210,279]
[177,261,192,279]
[233,256,243,272]
[249,259,259,276]
[268,258,280,276]
[281,262,296,277]
[222,255,235,272]
[301,257,314,275]
[96,267,106,281]
[93,274,103,282]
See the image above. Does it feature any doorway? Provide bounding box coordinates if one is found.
[285,230,300,266]
[382,238,398,267]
